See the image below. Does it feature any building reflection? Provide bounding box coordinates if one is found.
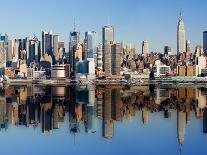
[0,84,207,147]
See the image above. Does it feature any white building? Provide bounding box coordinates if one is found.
[152,60,171,77]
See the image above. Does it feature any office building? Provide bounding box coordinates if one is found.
[69,28,80,77]
[203,31,207,55]
[42,31,52,56]
[142,40,148,57]
[102,25,114,69]
[85,31,97,59]
[102,25,114,44]
[177,12,186,55]
[28,36,41,65]
[53,35,60,59]
[111,43,121,76]
[164,46,172,55]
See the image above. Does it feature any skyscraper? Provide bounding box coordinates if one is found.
[53,35,60,59]
[0,41,5,66]
[102,25,114,45]
[42,31,53,56]
[7,40,13,63]
[69,28,80,78]
[177,12,186,56]
[186,40,191,54]
[104,43,112,77]
[203,31,207,55]
[164,46,172,55]
[97,45,103,71]
[85,31,97,59]
[102,25,114,71]
[104,42,121,78]
[142,40,149,57]
[111,43,121,76]
[0,34,9,67]
[186,40,191,62]
[28,36,41,65]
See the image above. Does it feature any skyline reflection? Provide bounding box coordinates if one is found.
[0,84,207,154]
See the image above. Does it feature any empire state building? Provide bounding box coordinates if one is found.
[177,12,186,56]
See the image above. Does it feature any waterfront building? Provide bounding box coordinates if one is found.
[51,64,70,79]
[152,60,171,77]
[177,12,186,56]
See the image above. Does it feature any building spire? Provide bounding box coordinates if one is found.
[179,9,183,20]
[74,18,76,31]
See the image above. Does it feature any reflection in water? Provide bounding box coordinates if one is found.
[0,84,207,152]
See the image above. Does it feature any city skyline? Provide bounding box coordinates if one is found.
[0,0,207,53]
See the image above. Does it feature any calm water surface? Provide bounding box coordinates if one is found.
[0,84,206,155]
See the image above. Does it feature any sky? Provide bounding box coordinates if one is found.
[0,0,207,53]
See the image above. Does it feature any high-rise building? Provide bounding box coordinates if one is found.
[195,45,203,57]
[164,46,172,55]
[69,29,80,77]
[85,31,97,59]
[177,12,186,55]
[203,31,207,55]
[104,42,121,78]
[102,25,114,70]
[186,40,191,54]
[53,35,60,59]
[0,41,6,66]
[42,31,52,56]
[7,40,13,63]
[111,43,121,76]
[97,45,103,71]
[56,41,65,62]
[102,25,114,44]
[0,34,9,67]
[28,36,41,65]
[104,43,112,77]
[0,33,8,42]
[186,40,191,62]
[142,40,149,57]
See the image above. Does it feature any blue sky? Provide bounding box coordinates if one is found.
[1,0,207,53]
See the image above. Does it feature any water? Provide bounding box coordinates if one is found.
[0,84,207,155]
